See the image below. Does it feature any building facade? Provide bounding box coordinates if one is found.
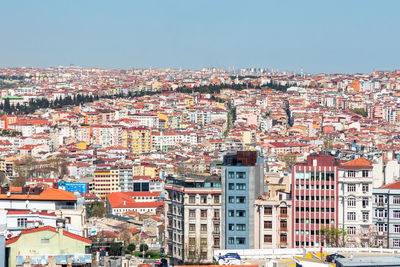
[291,153,339,248]
[254,190,292,249]
[164,174,221,264]
[338,158,374,247]
[373,181,400,248]
[221,150,264,249]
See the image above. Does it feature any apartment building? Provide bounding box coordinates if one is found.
[121,126,151,154]
[254,190,292,249]
[119,165,133,192]
[338,158,374,247]
[221,150,264,249]
[292,153,339,248]
[93,167,120,198]
[165,174,221,264]
[373,181,400,248]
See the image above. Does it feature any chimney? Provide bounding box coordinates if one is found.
[123,200,126,206]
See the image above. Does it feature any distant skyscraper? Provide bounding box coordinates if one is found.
[221,151,264,249]
[291,153,339,248]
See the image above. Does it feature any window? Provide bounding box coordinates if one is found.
[228,237,235,244]
[362,197,369,208]
[347,226,356,235]
[236,210,246,217]
[264,221,272,229]
[377,224,387,232]
[228,210,235,217]
[189,224,195,231]
[348,198,356,207]
[362,184,369,193]
[264,207,272,215]
[214,195,220,203]
[236,237,245,244]
[280,207,287,216]
[347,171,356,177]
[17,218,27,227]
[228,196,235,203]
[347,184,356,192]
[394,225,400,233]
[41,239,50,244]
[200,238,207,245]
[347,212,356,221]
[394,239,400,248]
[264,235,272,243]
[394,197,400,204]
[201,210,207,218]
[394,210,400,219]
[189,210,195,218]
[362,170,369,177]
[236,196,246,204]
[189,195,195,203]
[189,238,195,246]
[214,224,220,233]
[228,183,235,190]
[200,196,207,204]
[280,235,287,243]
[228,224,235,231]
[236,172,246,179]
[214,209,220,218]
[236,224,246,231]
[280,221,287,230]
[214,238,220,247]
[201,224,207,232]
[236,183,246,190]
[362,212,369,221]
[228,171,235,179]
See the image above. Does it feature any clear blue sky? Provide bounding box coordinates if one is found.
[1,0,399,73]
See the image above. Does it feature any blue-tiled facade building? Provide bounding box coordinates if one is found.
[58,182,88,194]
[221,151,264,249]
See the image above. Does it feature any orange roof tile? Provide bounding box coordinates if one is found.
[341,158,372,167]
[6,226,91,245]
[0,187,76,201]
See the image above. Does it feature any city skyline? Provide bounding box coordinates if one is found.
[1,0,400,74]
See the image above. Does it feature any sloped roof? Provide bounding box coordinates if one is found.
[6,226,91,245]
[380,181,400,189]
[341,158,372,167]
[0,187,76,201]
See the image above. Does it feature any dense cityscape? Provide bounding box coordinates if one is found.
[1,66,400,266]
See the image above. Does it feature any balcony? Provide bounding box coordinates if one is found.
[213,231,220,235]
[213,217,220,221]
[280,228,288,232]
[280,213,288,218]
[377,202,386,207]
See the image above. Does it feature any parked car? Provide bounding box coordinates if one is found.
[219,253,241,260]
[326,253,345,263]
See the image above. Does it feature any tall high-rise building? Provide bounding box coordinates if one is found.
[221,150,264,249]
[291,153,339,248]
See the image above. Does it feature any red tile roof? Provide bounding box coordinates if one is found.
[380,181,400,189]
[341,158,372,167]
[0,187,76,201]
[6,226,91,245]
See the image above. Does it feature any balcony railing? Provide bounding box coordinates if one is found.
[280,213,287,218]
[280,228,288,232]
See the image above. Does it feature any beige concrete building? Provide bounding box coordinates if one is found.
[254,189,292,249]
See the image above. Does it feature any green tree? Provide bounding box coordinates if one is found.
[87,201,106,218]
[110,242,122,257]
[127,243,136,253]
[139,244,149,253]
[349,108,367,117]
[320,226,347,247]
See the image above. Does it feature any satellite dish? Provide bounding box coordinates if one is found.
[34,221,39,228]
[6,192,10,197]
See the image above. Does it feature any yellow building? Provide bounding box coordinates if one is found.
[93,168,120,198]
[133,164,159,178]
[121,127,151,154]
